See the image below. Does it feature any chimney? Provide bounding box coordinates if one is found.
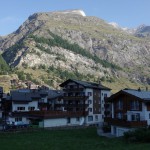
[138,87,141,92]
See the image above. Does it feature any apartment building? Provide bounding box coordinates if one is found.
[60,79,111,126]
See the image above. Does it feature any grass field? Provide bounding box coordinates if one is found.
[0,128,150,150]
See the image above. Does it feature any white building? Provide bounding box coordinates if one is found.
[60,79,111,126]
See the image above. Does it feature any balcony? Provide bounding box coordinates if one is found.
[64,104,89,108]
[63,88,84,92]
[63,96,88,101]
[12,110,88,119]
[104,117,147,128]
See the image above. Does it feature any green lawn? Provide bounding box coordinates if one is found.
[0,128,150,150]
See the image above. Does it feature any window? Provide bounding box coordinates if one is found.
[117,100,123,110]
[15,117,22,122]
[131,113,140,121]
[88,100,92,104]
[95,115,98,121]
[76,117,80,121]
[104,94,107,98]
[28,107,35,111]
[88,108,92,112]
[88,116,93,121]
[17,107,25,111]
[130,100,140,110]
[67,118,71,123]
[116,113,123,119]
[87,92,92,96]
[149,113,150,119]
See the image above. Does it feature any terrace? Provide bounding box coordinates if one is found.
[12,110,88,119]
[104,117,147,127]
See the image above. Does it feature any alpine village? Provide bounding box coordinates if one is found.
[0,9,150,144]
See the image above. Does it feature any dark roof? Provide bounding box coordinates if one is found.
[10,91,32,102]
[107,89,150,102]
[59,79,111,90]
[123,89,150,101]
[48,90,63,99]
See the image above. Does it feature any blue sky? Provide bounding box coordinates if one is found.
[0,0,150,36]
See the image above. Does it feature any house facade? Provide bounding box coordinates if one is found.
[60,79,111,126]
[105,89,150,137]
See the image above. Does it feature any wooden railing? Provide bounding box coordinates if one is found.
[104,117,147,127]
[12,110,88,118]
[63,88,84,92]
[64,104,89,108]
[63,96,88,100]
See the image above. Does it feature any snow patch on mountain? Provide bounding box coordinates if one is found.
[52,9,86,17]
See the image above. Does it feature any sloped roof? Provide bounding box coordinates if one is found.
[10,91,32,102]
[123,89,150,101]
[48,90,63,99]
[60,79,111,90]
[107,88,150,102]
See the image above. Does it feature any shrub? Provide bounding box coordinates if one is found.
[124,128,150,143]
[102,125,111,133]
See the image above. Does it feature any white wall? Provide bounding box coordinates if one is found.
[101,90,111,112]
[111,125,130,137]
[12,101,38,112]
[43,117,83,127]
[142,103,150,125]
[7,117,30,124]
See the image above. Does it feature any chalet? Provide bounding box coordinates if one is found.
[60,79,111,126]
[105,88,150,137]
[3,89,64,127]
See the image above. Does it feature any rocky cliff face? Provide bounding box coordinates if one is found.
[0,10,150,90]
[134,24,150,38]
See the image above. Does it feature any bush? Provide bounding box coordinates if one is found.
[124,128,150,143]
[102,125,111,133]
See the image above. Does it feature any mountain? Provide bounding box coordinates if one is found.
[134,24,150,37]
[0,9,150,92]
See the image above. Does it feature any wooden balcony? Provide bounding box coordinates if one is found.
[63,88,84,92]
[12,110,88,119]
[104,117,147,128]
[63,96,88,101]
[64,104,89,108]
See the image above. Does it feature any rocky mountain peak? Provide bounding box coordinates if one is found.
[134,24,150,37]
